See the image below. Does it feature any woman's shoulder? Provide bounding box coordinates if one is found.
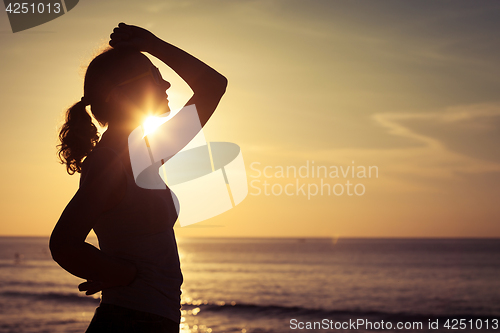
[77,146,128,214]
[85,146,120,160]
[82,147,119,171]
[80,146,126,187]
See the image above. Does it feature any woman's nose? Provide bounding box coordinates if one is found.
[162,80,171,90]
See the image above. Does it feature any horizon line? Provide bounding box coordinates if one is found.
[0,235,499,240]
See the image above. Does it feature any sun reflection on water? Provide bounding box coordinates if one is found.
[180,295,213,333]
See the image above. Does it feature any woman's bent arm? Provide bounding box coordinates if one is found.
[50,200,137,287]
[50,150,136,289]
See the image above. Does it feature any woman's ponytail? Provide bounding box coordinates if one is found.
[56,47,144,174]
[57,100,99,175]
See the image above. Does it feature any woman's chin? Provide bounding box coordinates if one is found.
[155,101,170,115]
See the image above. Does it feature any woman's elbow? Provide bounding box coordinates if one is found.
[220,75,228,92]
[49,232,70,263]
[219,75,228,91]
[49,235,62,262]
[213,75,228,98]
[197,73,227,97]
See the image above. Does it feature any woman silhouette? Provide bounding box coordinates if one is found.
[49,23,227,333]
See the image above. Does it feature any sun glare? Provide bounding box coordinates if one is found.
[143,115,169,137]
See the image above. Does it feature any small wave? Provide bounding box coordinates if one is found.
[2,292,498,320]
[1,291,100,304]
[182,301,500,321]
[0,280,76,288]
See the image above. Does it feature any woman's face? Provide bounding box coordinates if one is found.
[108,54,171,126]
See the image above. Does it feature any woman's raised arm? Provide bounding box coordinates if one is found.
[109,22,228,127]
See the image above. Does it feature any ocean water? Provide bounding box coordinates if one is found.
[0,237,499,333]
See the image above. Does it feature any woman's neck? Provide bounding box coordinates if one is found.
[95,128,135,177]
[98,129,128,150]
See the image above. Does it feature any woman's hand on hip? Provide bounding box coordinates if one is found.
[78,279,113,295]
[78,256,137,295]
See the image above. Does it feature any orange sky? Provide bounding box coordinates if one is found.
[1,0,500,237]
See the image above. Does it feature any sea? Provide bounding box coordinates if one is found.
[0,237,499,333]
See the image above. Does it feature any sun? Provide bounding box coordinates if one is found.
[142,115,169,137]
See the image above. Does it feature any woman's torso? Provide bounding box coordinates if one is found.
[81,146,183,323]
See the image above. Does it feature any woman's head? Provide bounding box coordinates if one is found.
[58,47,170,174]
[84,47,170,125]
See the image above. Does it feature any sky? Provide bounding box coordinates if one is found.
[0,0,500,238]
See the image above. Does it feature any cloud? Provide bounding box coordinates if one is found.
[374,103,500,164]
[243,103,500,196]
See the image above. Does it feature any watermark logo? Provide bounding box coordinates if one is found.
[3,0,79,33]
[249,161,379,199]
[128,104,248,227]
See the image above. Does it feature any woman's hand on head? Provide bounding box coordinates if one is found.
[109,22,160,53]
